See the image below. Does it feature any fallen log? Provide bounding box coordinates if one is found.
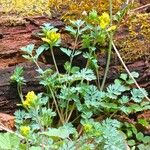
[0,59,149,114]
[0,15,149,114]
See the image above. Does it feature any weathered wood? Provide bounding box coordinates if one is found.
[0,113,14,130]
[0,16,65,69]
[0,60,149,114]
[0,62,50,114]
[0,15,149,114]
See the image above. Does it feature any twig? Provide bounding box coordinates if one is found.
[130,4,150,12]
[112,41,150,101]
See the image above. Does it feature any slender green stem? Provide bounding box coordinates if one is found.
[49,87,64,124]
[70,33,79,67]
[17,83,24,102]
[96,68,101,89]
[66,104,75,122]
[65,32,79,121]
[65,100,70,121]
[50,46,59,74]
[100,0,113,90]
[71,114,81,123]
[33,59,42,71]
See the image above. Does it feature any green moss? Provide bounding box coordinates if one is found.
[0,0,53,16]
[0,16,27,26]
[115,13,150,62]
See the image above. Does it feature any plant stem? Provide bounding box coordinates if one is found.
[96,69,101,89]
[50,46,59,74]
[100,0,113,91]
[34,60,42,71]
[65,100,70,121]
[65,32,79,121]
[17,83,24,102]
[49,87,64,124]
[70,33,79,67]
[66,104,75,122]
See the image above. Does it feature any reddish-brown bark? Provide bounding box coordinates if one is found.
[0,16,149,114]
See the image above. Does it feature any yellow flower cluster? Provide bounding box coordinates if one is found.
[23,91,37,108]
[83,123,93,133]
[42,31,60,45]
[20,126,30,137]
[99,12,110,29]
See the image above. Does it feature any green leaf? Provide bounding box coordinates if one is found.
[137,144,150,150]
[131,126,138,134]
[29,146,42,150]
[126,79,134,85]
[101,102,118,110]
[107,82,126,99]
[131,88,148,103]
[42,124,76,140]
[71,66,80,74]
[41,23,54,32]
[131,72,139,78]
[74,51,82,56]
[60,140,75,150]
[88,10,98,21]
[83,85,105,108]
[120,73,128,81]
[143,136,150,144]
[126,130,133,138]
[20,44,35,54]
[19,143,27,150]
[40,107,56,127]
[22,55,32,60]
[120,106,132,114]
[136,132,144,142]
[126,72,139,85]
[10,66,25,84]
[114,79,122,85]
[119,96,129,104]
[0,133,20,150]
[128,140,136,146]
[64,61,71,72]
[129,104,142,112]
[65,26,77,36]
[75,68,96,81]
[35,44,49,59]
[82,35,92,48]
[60,48,72,57]
[71,20,85,28]
[138,119,149,127]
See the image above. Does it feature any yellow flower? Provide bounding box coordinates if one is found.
[26,91,37,101]
[83,124,93,133]
[99,12,110,29]
[42,31,60,45]
[107,25,117,32]
[22,100,30,108]
[20,126,30,137]
[23,91,37,108]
